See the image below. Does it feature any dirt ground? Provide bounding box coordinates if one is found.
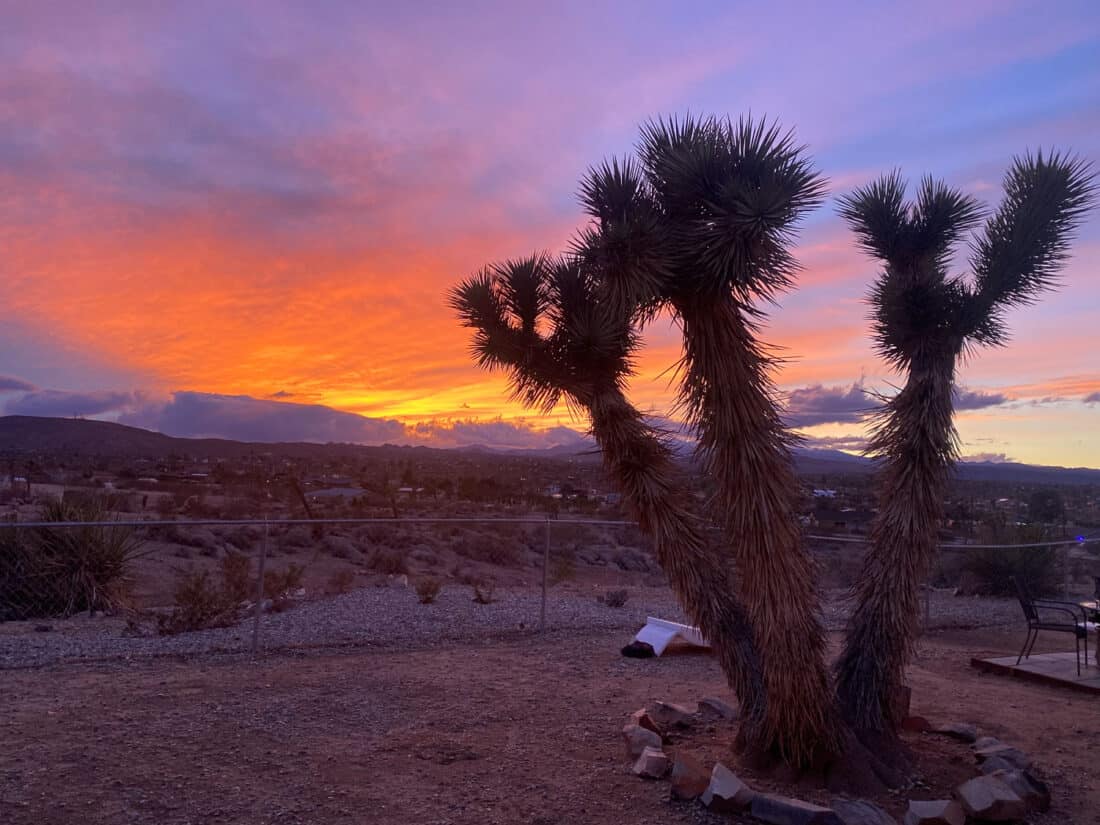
[2,626,1098,825]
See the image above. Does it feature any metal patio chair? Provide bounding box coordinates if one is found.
[1011,576,1090,676]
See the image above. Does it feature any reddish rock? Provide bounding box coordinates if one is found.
[697,696,739,720]
[646,700,695,730]
[621,723,661,760]
[955,775,1027,822]
[701,762,755,813]
[974,744,1032,771]
[669,751,709,800]
[632,745,670,779]
[988,769,1051,813]
[629,709,663,737]
[751,793,843,824]
[902,799,965,825]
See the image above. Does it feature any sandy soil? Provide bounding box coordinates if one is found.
[2,626,1097,825]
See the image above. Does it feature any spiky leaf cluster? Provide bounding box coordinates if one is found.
[839,152,1095,369]
[576,114,826,319]
[448,254,637,415]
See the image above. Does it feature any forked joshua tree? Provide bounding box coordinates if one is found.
[449,256,767,733]
[575,117,840,765]
[836,152,1095,734]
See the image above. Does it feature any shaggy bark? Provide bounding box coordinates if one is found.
[586,388,766,732]
[678,298,841,766]
[835,358,957,733]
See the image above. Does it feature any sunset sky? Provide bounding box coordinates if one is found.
[1,1,1097,466]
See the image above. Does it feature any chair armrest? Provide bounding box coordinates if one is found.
[1032,603,1086,624]
[1033,598,1089,622]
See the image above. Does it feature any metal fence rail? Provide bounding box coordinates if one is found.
[1,513,1096,667]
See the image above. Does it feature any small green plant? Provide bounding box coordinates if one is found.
[367,548,408,575]
[601,589,629,608]
[157,569,237,635]
[471,580,495,604]
[416,577,442,604]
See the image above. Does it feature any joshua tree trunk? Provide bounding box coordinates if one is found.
[678,298,841,766]
[587,386,766,732]
[835,357,957,733]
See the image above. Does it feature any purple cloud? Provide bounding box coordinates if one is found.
[954,388,1008,410]
[785,382,873,428]
[4,389,139,417]
[0,375,37,392]
[1084,391,1100,404]
[119,392,407,445]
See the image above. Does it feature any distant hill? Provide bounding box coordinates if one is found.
[1,415,1098,485]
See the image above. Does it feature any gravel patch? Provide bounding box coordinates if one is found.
[0,585,1023,669]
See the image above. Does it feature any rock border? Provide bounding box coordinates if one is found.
[621,697,1050,825]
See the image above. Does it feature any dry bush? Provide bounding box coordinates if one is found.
[471,580,495,604]
[264,563,305,600]
[157,569,237,635]
[221,552,252,602]
[367,548,408,575]
[452,532,520,566]
[549,554,576,584]
[601,588,629,608]
[416,577,442,604]
[327,568,356,595]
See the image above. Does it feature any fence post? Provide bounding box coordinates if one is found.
[251,516,269,656]
[540,517,550,633]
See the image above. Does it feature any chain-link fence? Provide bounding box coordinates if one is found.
[1,514,1097,669]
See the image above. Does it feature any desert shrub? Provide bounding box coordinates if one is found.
[367,548,408,575]
[0,500,146,620]
[224,526,261,551]
[264,563,305,600]
[158,569,237,635]
[452,532,520,566]
[959,515,1060,596]
[549,554,576,584]
[471,580,495,604]
[416,577,442,604]
[961,547,1060,596]
[601,589,629,608]
[221,552,252,603]
[327,568,357,595]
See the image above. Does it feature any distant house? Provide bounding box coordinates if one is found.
[812,488,837,498]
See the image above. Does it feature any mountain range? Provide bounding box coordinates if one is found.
[1,415,1098,485]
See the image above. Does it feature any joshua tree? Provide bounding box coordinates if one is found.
[449,256,766,733]
[576,116,840,765]
[836,152,1095,734]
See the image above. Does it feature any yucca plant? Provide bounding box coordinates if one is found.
[575,115,839,765]
[836,152,1095,734]
[0,499,147,619]
[450,254,766,740]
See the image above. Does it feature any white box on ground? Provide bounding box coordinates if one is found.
[633,617,710,656]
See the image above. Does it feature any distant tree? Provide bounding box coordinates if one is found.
[836,152,1094,736]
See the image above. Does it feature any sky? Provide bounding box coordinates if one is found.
[1,0,1098,465]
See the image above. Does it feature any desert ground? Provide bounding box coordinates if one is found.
[3,618,1098,825]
